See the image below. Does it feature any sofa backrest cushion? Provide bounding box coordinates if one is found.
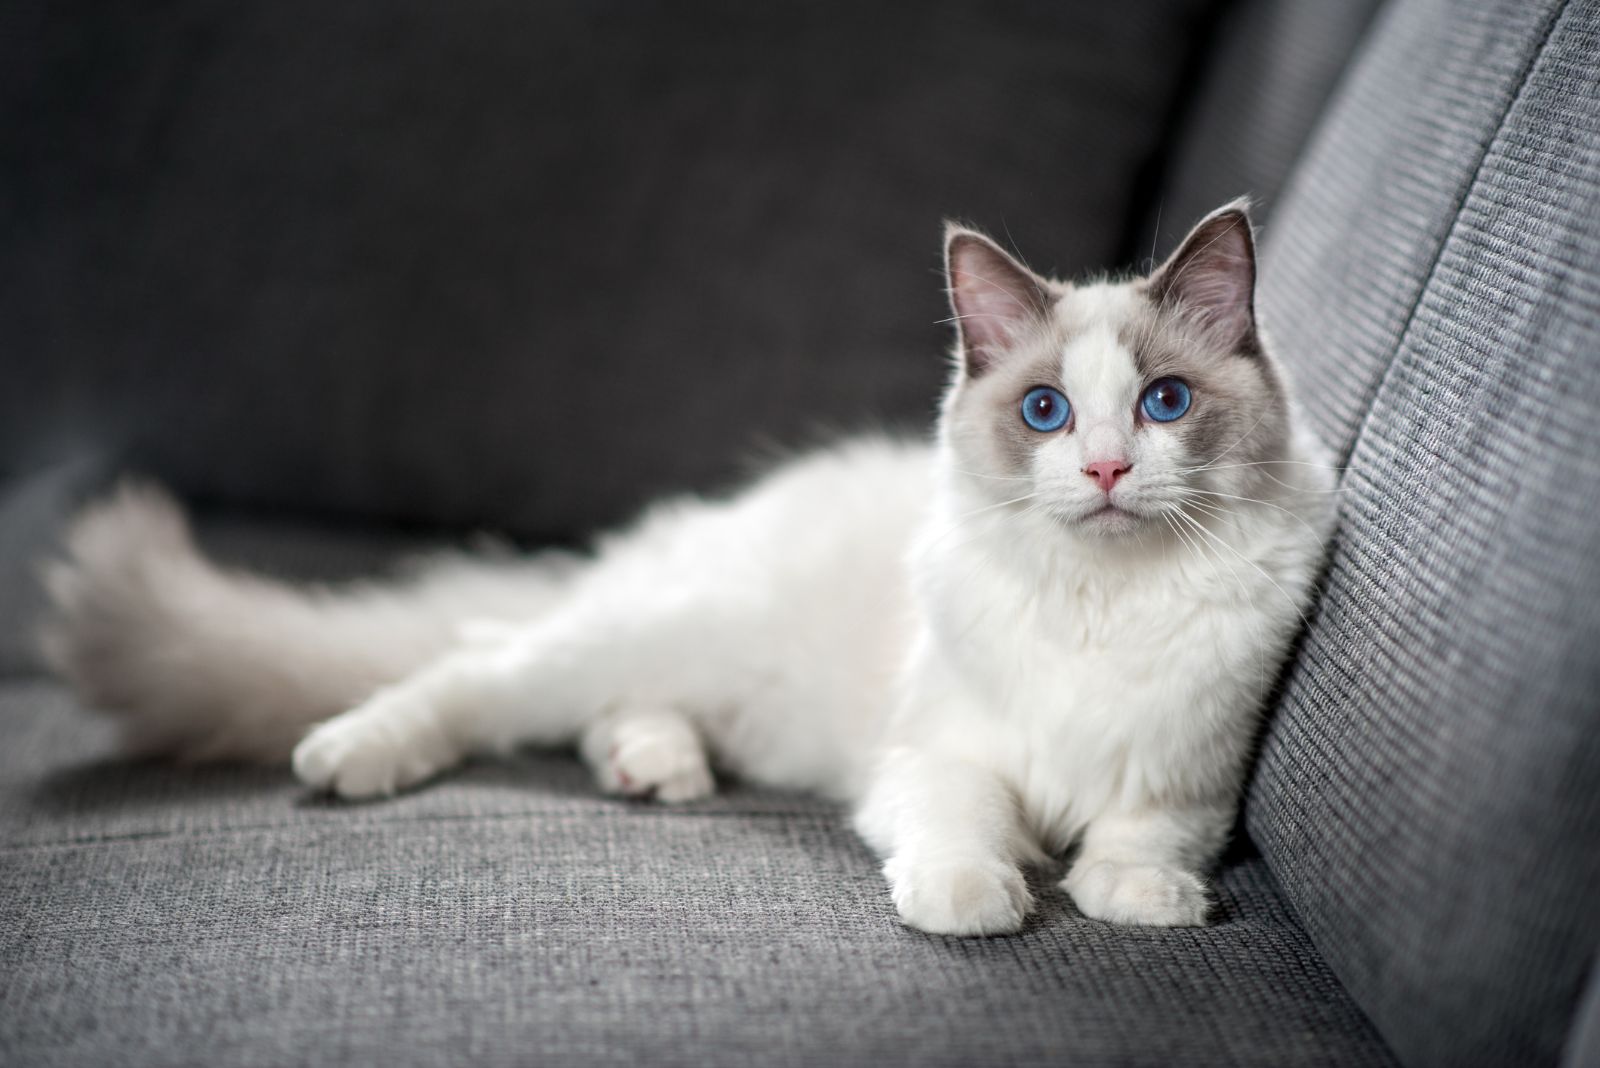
[1242,0,1600,1063]
[1146,0,1386,245]
[0,0,1216,538]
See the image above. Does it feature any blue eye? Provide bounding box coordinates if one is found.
[1140,377,1192,422]
[1021,386,1071,432]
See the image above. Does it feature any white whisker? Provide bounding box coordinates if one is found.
[1190,409,1268,472]
[1171,507,1314,634]
[1178,488,1325,542]
[1167,507,1271,693]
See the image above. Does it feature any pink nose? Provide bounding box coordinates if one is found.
[1083,459,1132,493]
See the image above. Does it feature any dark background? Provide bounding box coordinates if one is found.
[1,0,1247,538]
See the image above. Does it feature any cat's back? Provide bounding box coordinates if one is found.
[742,434,936,554]
[597,435,934,572]
[604,434,934,549]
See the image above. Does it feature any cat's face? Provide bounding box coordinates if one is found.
[940,202,1291,540]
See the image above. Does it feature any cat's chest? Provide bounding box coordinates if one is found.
[922,545,1245,764]
[917,570,1238,837]
[946,556,1210,680]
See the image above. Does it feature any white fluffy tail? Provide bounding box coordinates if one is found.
[40,483,577,763]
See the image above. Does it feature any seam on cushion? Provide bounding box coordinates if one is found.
[1564,950,1600,1067]
[1333,0,1571,470]
[0,804,847,853]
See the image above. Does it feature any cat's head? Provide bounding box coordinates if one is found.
[937,200,1291,541]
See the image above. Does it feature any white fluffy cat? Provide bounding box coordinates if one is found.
[43,201,1335,936]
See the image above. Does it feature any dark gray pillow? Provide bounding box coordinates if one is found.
[1,0,1214,537]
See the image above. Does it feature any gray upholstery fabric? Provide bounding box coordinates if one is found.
[0,0,1214,539]
[1255,0,1569,458]
[1145,0,1387,252]
[1244,0,1600,1064]
[7,1,1597,1064]
[0,679,1397,1068]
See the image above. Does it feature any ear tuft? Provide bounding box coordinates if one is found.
[1148,199,1258,352]
[944,225,1051,376]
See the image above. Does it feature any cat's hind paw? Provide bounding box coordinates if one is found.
[582,708,715,804]
[1062,861,1210,927]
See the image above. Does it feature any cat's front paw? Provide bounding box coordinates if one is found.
[1063,861,1210,927]
[885,855,1032,936]
[292,691,455,800]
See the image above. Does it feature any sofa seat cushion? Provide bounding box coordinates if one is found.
[0,676,1395,1068]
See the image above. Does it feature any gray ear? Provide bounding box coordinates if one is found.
[1148,200,1258,353]
[944,225,1052,375]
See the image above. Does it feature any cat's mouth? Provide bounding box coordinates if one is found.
[1073,502,1146,535]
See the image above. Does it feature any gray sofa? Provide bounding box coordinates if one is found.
[3,1,1597,1065]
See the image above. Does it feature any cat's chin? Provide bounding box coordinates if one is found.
[1068,504,1149,539]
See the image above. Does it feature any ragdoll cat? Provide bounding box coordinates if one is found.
[42,200,1335,936]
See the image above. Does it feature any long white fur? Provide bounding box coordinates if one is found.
[42,206,1335,936]
[40,488,580,761]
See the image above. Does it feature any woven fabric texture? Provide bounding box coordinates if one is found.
[1246,0,1600,1064]
[0,680,1397,1068]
